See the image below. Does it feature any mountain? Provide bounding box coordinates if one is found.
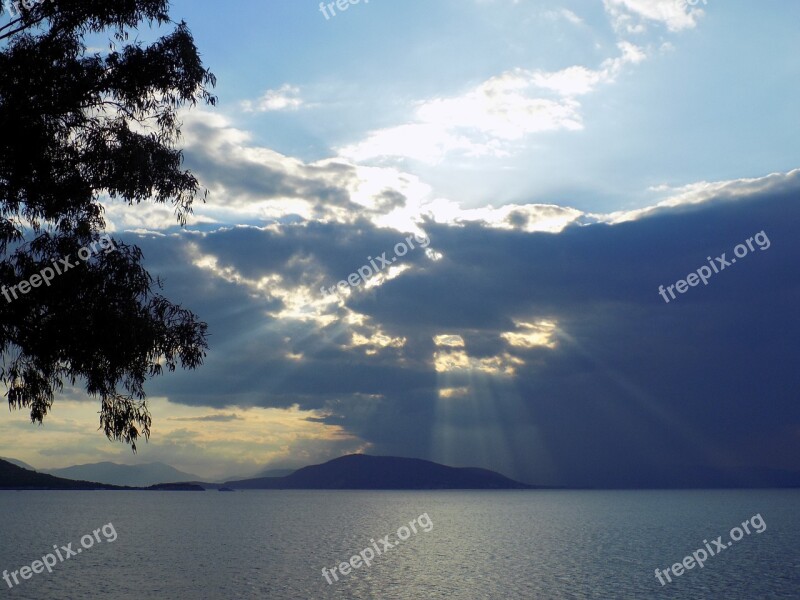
[0,459,122,490]
[43,462,201,487]
[225,454,537,490]
[0,459,205,491]
[0,457,37,471]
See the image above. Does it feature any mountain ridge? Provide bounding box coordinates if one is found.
[43,461,201,487]
[225,454,538,490]
[0,459,203,491]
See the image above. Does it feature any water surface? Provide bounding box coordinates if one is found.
[0,489,797,599]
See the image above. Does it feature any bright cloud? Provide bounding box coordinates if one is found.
[338,43,645,163]
[242,84,305,112]
[604,0,706,33]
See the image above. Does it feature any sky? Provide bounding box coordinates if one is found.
[1,0,799,485]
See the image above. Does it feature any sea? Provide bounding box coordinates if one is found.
[0,489,797,599]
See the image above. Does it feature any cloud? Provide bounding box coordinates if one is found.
[337,43,646,163]
[603,168,800,223]
[114,111,587,237]
[530,42,646,97]
[241,84,305,112]
[168,413,243,422]
[604,0,706,33]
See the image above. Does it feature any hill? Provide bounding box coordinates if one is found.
[0,459,122,490]
[225,454,536,490]
[0,457,37,471]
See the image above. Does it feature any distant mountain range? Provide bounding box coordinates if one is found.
[224,454,536,490]
[2,458,297,488]
[0,459,203,491]
[43,462,201,488]
[0,455,533,491]
[6,454,799,490]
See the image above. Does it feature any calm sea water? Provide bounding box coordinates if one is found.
[0,489,797,599]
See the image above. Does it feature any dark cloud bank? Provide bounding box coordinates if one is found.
[130,177,800,488]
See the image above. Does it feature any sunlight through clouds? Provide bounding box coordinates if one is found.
[501,320,559,349]
[432,334,525,376]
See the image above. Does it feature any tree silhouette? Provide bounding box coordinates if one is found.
[0,0,215,450]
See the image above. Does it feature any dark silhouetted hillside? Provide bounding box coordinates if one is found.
[225,454,537,489]
[0,459,122,490]
[0,459,204,491]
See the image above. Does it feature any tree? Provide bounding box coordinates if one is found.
[0,0,215,450]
